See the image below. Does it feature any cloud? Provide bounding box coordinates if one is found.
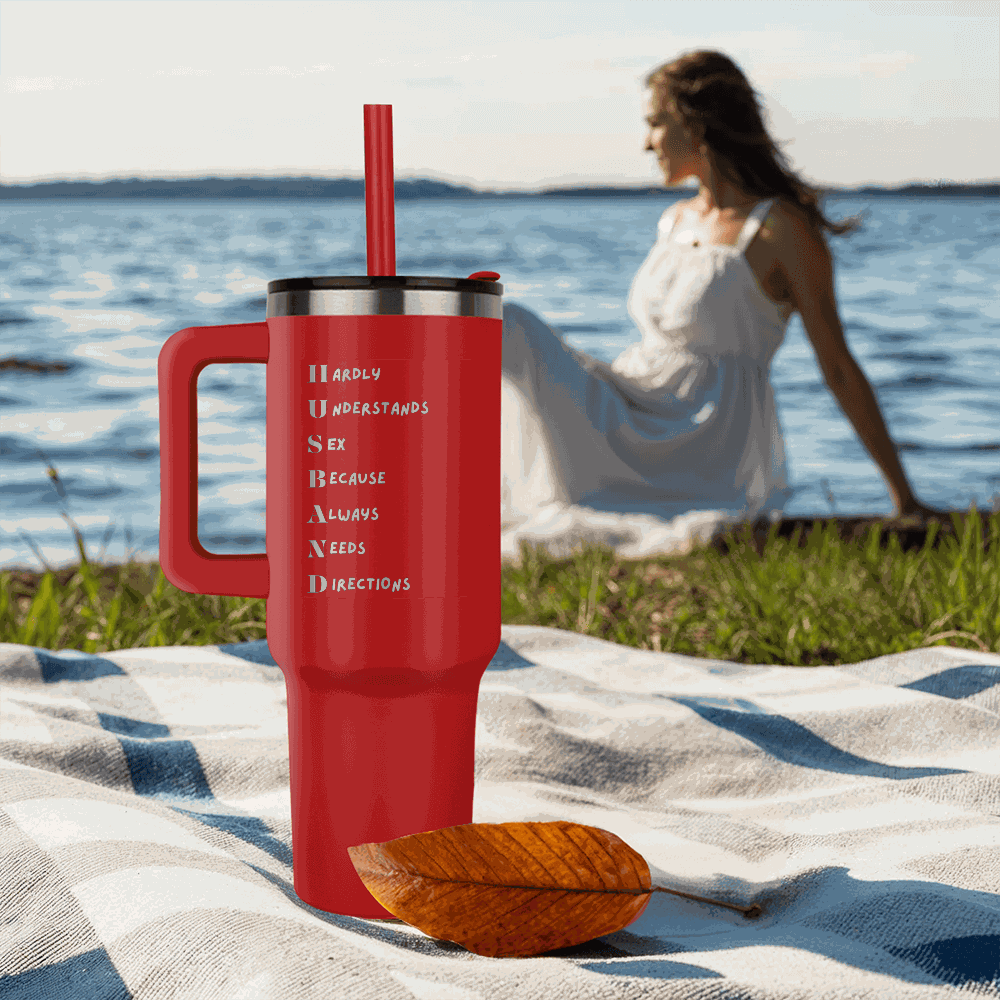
[153,66,212,77]
[5,76,100,93]
[750,48,919,86]
[861,50,920,78]
[402,77,461,89]
[5,67,213,92]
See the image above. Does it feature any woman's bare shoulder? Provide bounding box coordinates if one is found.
[772,196,818,231]
[768,197,828,261]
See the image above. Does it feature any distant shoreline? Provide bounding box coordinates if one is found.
[0,177,996,201]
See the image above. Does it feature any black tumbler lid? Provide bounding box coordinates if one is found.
[267,275,503,296]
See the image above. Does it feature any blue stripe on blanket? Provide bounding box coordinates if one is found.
[0,948,130,1000]
[903,664,1000,699]
[890,935,999,988]
[34,648,126,683]
[2,629,999,999]
[114,735,214,799]
[670,695,969,778]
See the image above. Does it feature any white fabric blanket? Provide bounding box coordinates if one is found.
[2,627,999,999]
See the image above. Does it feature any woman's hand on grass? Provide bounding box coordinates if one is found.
[892,499,950,524]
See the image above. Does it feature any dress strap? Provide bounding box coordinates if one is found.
[658,200,686,241]
[734,198,776,253]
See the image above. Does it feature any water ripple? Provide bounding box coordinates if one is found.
[1,194,997,569]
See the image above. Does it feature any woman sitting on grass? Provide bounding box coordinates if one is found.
[500,49,942,564]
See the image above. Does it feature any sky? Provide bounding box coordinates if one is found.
[1,0,997,192]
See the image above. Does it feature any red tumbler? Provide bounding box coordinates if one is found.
[156,273,502,917]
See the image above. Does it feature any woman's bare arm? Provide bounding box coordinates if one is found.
[776,204,933,517]
[822,358,917,513]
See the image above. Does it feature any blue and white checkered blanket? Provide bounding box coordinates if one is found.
[2,626,999,998]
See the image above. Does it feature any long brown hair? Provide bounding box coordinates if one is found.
[645,50,866,237]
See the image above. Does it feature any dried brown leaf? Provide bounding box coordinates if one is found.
[348,820,759,958]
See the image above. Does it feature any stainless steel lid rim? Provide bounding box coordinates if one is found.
[268,275,502,295]
[268,285,503,319]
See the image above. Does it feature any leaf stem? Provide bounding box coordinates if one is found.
[653,886,761,918]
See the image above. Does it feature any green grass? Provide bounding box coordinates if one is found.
[3,507,999,666]
[4,463,999,664]
[501,507,1000,664]
[2,462,268,652]
[2,557,268,653]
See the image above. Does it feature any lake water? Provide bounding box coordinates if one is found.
[1,193,998,571]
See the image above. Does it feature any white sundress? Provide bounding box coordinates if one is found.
[500,197,795,563]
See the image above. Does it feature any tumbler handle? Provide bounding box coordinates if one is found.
[158,322,269,599]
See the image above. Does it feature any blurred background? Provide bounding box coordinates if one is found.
[3,0,997,190]
[2,0,998,570]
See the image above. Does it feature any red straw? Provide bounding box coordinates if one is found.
[363,104,396,276]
